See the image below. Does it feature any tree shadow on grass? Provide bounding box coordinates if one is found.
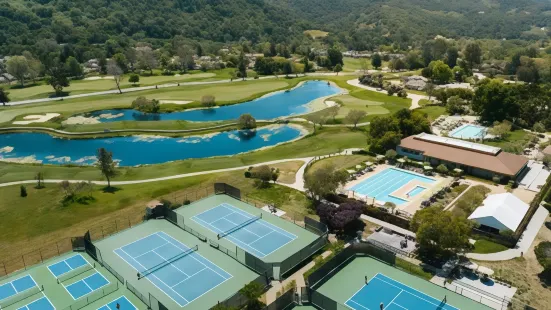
[545,221,551,231]
[102,186,122,194]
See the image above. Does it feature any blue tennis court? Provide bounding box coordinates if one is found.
[98,296,137,310]
[0,275,37,302]
[346,273,459,310]
[192,203,297,258]
[48,254,91,278]
[114,231,232,307]
[347,168,435,205]
[17,295,55,310]
[63,272,110,300]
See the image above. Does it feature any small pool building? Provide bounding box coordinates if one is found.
[397,133,529,181]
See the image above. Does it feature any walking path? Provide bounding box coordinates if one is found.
[346,79,429,110]
[466,206,549,261]
[5,72,359,107]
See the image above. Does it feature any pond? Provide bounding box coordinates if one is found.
[84,81,342,122]
[0,125,304,166]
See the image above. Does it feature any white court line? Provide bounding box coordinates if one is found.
[384,290,403,309]
[113,232,168,256]
[170,268,206,288]
[156,232,232,281]
[47,254,94,279]
[219,203,297,239]
[134,241,170,259]
[389,302,407,309]
[345,274,378,307]
[347,299,371,310]
[374,275,458,310]
[213,210,263,238]
[150,250,190,277]
[62,272,111,300]
[116,246,190,305]
[0,274,38,299]
[97,296,137,310]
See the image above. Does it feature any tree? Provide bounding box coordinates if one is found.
[543,154,551,167]
[307,112,328,133]
[282,60,293,77]
[238,114,256,130]
[472,80,519,124]
[0,88,10,106]
[533,122,546,133]
[7,56,29,86]
[112,53,128,73]
[23,51,43,82]
[489,121,512,140]
[45,60,70,96]
[385,149,397,160]
[425,82,435,101]
[131,96,160,113]
[96,148,118,188]
[20,185,27,197]
[176,45,194,73]
[137,46,157,75]
[65,56,83,79]
[238,52,248,80]
[201,95,216,108]
[445,46,459,68]
[463,42,482,73]
[303,57,311,74]
[326,105,340,122]
[327,47,343,68]
[304,164,348,201]
[107,60,124,94]
[436,164,449,175]
[333,64,342,75]
[345,110,367,128]
[35,172,44,189]
[129,74,140,85]
[410,206,471,258]
[239,281,264,310]
[371,53,382,69]
[429,60,452,84]
[360,58,369,74]
[251,165,272,187]
[330,201,363,233]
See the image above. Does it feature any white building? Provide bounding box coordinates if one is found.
[468,193,529,232]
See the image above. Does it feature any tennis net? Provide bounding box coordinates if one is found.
[57,262,96,284]
[138,245,198,279]
[217,214,262,239]
[0,285,44,309]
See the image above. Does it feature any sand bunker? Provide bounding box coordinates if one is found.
[13,113,60,125]
[324,100,338,107]
[159,100,193,105]
[62,116,101,125]
[84,76,114,81]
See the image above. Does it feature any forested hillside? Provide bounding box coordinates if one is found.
[2,0,551,57]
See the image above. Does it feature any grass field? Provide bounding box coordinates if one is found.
[0,126,367,183]
[304,29,329,39]
[472,239,509,254]
[0,161,311,261]
[305,155,374,178]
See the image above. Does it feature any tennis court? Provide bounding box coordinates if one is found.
[48,254,92,280]
[346,273,459,310]
[16,295,55,310]
[63,272,110,300]
[97,296,137,310]
[191,203,297,258]
[0,275,38,302]
[114,231,232,307]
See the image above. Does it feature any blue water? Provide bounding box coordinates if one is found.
[449,124,487,139]
[0,125,303,166]
[347,168,435,205]
[85,81,341,122]
[407,186,426,198]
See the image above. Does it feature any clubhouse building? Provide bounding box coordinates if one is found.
[397,133,529,181]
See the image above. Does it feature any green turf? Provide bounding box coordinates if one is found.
[0,251,148,310]
[316,256,492,310]
[94,218,259,309]
[173,195,319,263]
[472,239,509,254]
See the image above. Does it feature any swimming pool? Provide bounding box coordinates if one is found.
[347,168,435,205]
[449,124,487,139]
[407,186,426,198]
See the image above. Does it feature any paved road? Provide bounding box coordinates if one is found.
[5,72,360,107]
[346,79,429,109]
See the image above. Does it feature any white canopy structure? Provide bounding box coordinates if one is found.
[468,193,529,232]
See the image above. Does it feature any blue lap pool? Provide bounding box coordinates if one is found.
[0,124,303,166]
[407,186,426,198]
[85,81,342,122]
[449,124,487,139]
[347,168,435,205]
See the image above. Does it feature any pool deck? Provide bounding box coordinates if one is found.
[345,164,451,215]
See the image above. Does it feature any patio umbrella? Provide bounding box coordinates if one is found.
[356,165,363,169]
[463,261,478,271]
[423,166,433,170]
[397,158,406,163]
[376,155,385,160]
[365,161,374,166]
[347,169,356,174]
[477,266,494,276]
[453,168,463,173]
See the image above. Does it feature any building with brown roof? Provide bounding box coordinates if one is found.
[397,133,529,181]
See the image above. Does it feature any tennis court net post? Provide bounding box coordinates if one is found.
[138,245,198,279]
[0,285,44,309]
[57,262,96,284]
[217,214,262,239]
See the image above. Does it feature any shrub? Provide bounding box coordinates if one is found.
[238,114,257,130]
[244,171,252,178]
[436,164,448,175]
[492,175,501,184]
[131,96,160,113]
[128,74,140,85]
[201,95,216,108]
[20,185,27,197]
[183,199,191,205]
[533,122,546,133]
[535,242,551,269]
[385,149,397,160]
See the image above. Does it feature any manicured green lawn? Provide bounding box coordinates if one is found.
[472,239,509,254]
[6,71,221,101]
[0,127,368,183]
[415,106,447,121]
[395,258,435,280]
[305,155,374,178]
